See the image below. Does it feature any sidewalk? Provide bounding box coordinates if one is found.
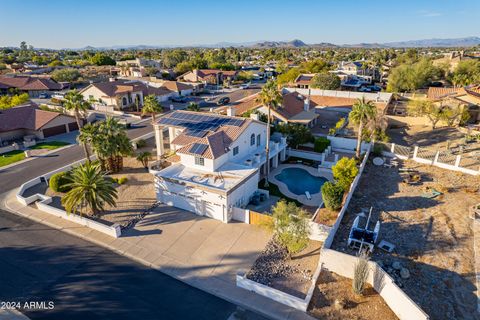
[2,190,316,320]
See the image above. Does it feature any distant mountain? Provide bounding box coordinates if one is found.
[253,39,308,48]
[348,36,480,48]
[61,36,480,51]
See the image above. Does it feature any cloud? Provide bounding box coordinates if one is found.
[417,10,443,17]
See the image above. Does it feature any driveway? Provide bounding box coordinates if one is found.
[124,205,271,283]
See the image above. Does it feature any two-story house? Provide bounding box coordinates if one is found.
[151,110,287,222]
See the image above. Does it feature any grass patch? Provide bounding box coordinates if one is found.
[30,141,70,150]
[258,179,302,207]
[0,150,25,167]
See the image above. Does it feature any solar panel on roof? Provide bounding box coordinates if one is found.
[189,143,208,155]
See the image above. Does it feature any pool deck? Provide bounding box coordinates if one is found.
[268,164,333,207]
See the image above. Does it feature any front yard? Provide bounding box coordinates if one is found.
[0,141,70,168]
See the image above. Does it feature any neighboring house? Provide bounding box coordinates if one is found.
[79,79,173,109]
[159,80,194,97]
[115,58,162,77]
[152,110,287,222]
[331,61,379,84]
[427,85,480,123]
[178,69,238,85]
[293,73,315,89]
[0,105,78,143]
[0,75,62,97]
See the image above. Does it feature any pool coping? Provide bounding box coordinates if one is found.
[268,164,333,207]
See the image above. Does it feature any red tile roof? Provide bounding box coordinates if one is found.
[0,105,73,132]
[0,76,62,91]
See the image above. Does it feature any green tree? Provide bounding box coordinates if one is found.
[407,99,446,129]
[450,60,480,86]
[257,80,282,186]
[310,73,341,90]
[62,162,117,216]
[186,102,200,112]
[136,151,152,169]
[276,67,301,86]
[64,90,91,160]
[90,53,116,66]
[265,200,309,254]
[142,95,163,122]
[332,157,359,191]
[276,123,312,148]
[350,97,377,158]
[0,93,29,109]
[321,181,344,211]
[51,68,81,82]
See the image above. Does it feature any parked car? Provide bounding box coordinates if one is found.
[171,96,188,103]
[358,86,372,92]
[240,82,251,89]
[369,85,382,92]
[216,97,231,106]
[38,93,49,99]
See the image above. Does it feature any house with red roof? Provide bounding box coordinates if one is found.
[0,105,77,143]
[427,85,480,123]
[178,69,238,85]
[151,110,287,222]
[0,75,62,98]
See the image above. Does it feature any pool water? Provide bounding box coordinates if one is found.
[275,168,328,196]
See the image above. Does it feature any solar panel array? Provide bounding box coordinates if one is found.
[158,111,245,138]
[189,143,208,155]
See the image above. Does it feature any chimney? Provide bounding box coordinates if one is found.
[304,90,311,111]
[250,113,260,121]
[227,107,236,117]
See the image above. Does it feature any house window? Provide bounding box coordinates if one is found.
[195,156,204,166]
[233,146,239,156]
[122,97,127,106]
[257,134,261,147]
[250,134,255,146]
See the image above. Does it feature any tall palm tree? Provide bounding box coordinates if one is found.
[350,97,377,158]
[62,162,118,217]
[77,123,97,162]
[142,95,163,123]
[257,80,282,186]
[64,89,91,159]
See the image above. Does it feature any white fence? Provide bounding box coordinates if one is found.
[232,207,249,223]
[16,157,121,238]
[382,143,480,176]
[321,249,429,320]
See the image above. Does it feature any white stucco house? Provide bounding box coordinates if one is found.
[151,110,287,222]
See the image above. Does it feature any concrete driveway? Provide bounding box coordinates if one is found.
[123,204,271,282]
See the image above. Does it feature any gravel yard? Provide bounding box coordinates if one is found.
[247,238,321,299]
[331,159,480,320]
[308,270,398,320]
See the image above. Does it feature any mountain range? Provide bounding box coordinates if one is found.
[72,36,480,50]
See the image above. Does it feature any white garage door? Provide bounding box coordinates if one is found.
[161,192,196,213]
[203,201,224,221]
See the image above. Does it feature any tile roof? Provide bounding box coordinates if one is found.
[427,85,480,101]
[0,76,62,91]
[160,81,193,92]
[217,93,261,115]
[294,73,315,85]
[161,110,252,159]
[83,79,172,97]
[0,105,72,132]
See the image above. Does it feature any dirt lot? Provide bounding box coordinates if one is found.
[311,108,350,136]
[308,270,398,320]
[332,160,480,320]
[388,125,472,149]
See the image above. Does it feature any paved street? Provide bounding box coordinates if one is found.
[0,122,153,194]
[0,209,267,320]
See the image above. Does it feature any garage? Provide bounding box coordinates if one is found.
[42,124,67,137]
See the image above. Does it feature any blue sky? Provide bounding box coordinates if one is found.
[1,0,479,49]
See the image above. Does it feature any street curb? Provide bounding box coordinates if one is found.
[0,144,76,172]
[1,193,312,320]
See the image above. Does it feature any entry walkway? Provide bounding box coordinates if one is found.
[4,191,316,320]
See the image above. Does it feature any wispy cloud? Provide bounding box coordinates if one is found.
[417,10,443,17]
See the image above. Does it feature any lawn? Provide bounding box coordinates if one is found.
[0,150,25,167]
[30,141,70,150]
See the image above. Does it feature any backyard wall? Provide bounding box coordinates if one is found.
[320,249,429,320]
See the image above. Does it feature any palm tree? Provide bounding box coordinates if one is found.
[350,97,377,158]
[64,89,91,159]
[257,80,282,186]
[77,123,97,162]
[62,162,118,217]
[142,95,162,123]
[136,151,152,169]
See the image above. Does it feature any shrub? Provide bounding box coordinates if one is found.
[352,251,370,295]
[135,139,146,148]
[314,136,330,153]
[332,157,359,191]
[372,144,384,157]
[321,181,344,210]
[49,172,71,192]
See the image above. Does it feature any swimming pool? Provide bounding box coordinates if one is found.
[274,167,328,196]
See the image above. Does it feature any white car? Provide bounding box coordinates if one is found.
[240,83,251,89]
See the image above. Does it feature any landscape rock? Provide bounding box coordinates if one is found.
[400,268,410,279]
[392,261,402,270]
[334,298,346,310]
